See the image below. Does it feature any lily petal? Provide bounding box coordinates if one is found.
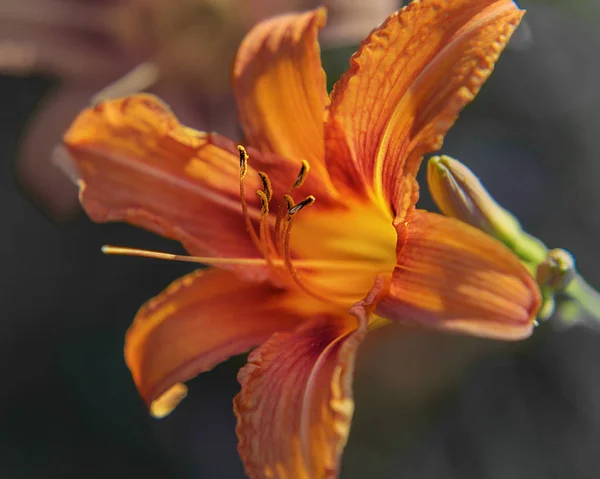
[233,8,332,185]
[376,211,541,340]
[126,268,320,417]
[234,312,367,479]
[325,0,524,215]
[63,94,271,265]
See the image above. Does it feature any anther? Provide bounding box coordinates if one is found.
[283,194,295,210]
[288,195,315,215]
[237,144,263,254]
[256,190,270,216]
[293,160,310,189]
[237,145,249,179]
[258,172,273,202]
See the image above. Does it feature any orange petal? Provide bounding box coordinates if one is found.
[325,0,524,215]
[234,313,367,479]
[63,94,271,265]
[376,211,541,340]
[125,268,319,417]
[233,8,333,187]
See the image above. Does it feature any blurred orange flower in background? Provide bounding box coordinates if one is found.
[1,0,397,221]
[61,1,541,478]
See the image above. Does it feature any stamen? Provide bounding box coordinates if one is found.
[237,145,263,254]
[289,195,315,215]
[256,189,269,216]
[238,145,249,179]
[256,171,280,261]
[293,159,311,189]
[279,197,333,303]
[277,195,316,256]
[102,149,383,302]
[275,194,295,256]
[257,172,273,202]
[274,160,312,255]
[255,189,282,277]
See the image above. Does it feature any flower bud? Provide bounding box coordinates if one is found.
[427,155,522,243]
[536,248,576,292]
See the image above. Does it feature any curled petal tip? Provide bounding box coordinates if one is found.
[427,155,521,242]
[150,383,188,419]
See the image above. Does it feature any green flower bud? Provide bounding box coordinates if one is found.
[427,155,522,242]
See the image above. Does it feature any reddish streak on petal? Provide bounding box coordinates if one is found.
[376,210,541,340]
[234,312,366,479]
[64,94,262,258]
[63,93,335,274]
[233,8,334,188]
[125,268,318,414]
[325,0,524,215]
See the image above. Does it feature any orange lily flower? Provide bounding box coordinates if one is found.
[62,0,541,477]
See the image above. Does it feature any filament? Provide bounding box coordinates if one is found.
[275,194,294,256]
[280,201,334,303]
[255,189,280,275]
[237,145,264,255]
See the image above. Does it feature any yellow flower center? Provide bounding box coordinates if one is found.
[290,199,397,307]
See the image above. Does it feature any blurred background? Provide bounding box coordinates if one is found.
[1,0,600,477]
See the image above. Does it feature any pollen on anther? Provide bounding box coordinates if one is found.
[289,195,315,215]
[293,159,311,189]
[237,145,249,179]
[283,194,295,211]
[256,190,270,216]
[258,171,273,202]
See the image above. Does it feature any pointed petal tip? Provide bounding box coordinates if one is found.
[325,0,527,211]
[233,7,331,183]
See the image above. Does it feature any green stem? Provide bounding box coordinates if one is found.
[564,274,600,321]
[502,229,600,323]
[504,231,547,264]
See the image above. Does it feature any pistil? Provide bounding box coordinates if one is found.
[101,245,390,272]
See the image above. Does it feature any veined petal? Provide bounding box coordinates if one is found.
[126,268,323,418]
[325,0,524,216]
[63,94,280,267]
[376,211,541,340]
[234,313,367,479]
[233,8,333,187]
